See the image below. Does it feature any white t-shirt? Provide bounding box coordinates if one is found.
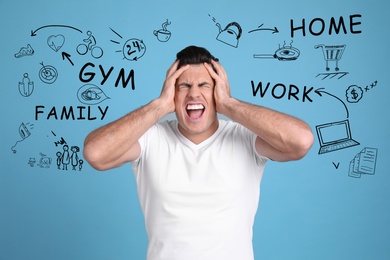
[132,120,267,260]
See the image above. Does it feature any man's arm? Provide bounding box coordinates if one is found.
[205,60,314,162]
[83,62,189,170]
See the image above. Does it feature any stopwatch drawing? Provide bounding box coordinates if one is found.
[122,38,146,61]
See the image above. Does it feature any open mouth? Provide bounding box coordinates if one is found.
[186,104,205,120]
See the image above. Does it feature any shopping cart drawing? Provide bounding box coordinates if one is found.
[315,44,346,71]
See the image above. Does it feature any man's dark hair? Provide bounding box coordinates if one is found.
[176,46,219,69]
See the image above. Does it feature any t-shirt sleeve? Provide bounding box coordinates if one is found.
[229,121,268,168]
[249,130,269,167]
[130,123,157,167]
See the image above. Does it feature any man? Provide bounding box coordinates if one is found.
[83,46,314,260]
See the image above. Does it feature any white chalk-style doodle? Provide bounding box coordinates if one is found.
[47,34,65,52]
[348,147,378,178]
[76,31,103,59]
[77,84,110,105]
[253,40,300,61]
[11,122,34,153]
[14,44,34,58]
[248,23,279,34]
[316,119,360,155]
[315,44,349,80]
[154,19,172,42]
[39,62,58,84]
[37,153,52,168]
[18,73,34,97]
[110,28,146,61]
[346,85,363,103]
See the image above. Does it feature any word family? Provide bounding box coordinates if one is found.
[35,105,109,120]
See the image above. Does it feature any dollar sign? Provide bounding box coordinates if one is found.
[351,88,358,100]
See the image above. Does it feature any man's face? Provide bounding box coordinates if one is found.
[174,64,218,143]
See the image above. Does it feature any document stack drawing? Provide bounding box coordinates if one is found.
[349,147,378,178]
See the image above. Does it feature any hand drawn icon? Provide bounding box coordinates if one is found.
[254,40,300,61]
[346,85,363,103]
[123,38,146,61]
[315,44,345,71]
[28,158,36,167]
[37,153,52,168]
[76,30,103,59]
[59,145,70,170]
[154,19,172,42]
[248,23,279,34]
[70,146,80,171]
[77,84,110,105]
[56,152,62,169]
[110,28,146,61]
[364,80,378,93]
[11,122,34,153]
[315,44,348,80]
[215,21,242,48]
[316,119,360,154]
[348,147,378,178]
[56,144,83,171]
[18,73,34,97]
[47,34,65,52]
[315,88,350,118]
[14,44,34,58]
[39,62,58,84]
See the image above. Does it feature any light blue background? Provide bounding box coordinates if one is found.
[1,0,389,259]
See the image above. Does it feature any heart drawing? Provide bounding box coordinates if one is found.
[47,34,65,52]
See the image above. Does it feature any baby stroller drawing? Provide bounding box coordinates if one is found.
[315,44,346,71]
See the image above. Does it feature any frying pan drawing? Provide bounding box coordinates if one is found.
[254,43,300,61]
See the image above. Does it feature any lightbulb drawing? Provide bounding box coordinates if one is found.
[11,122,34,153]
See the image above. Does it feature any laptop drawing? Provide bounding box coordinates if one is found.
[316,119,360,154]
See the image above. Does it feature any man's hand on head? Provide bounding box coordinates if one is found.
[204,60,233,115]
[159,61,189,114]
